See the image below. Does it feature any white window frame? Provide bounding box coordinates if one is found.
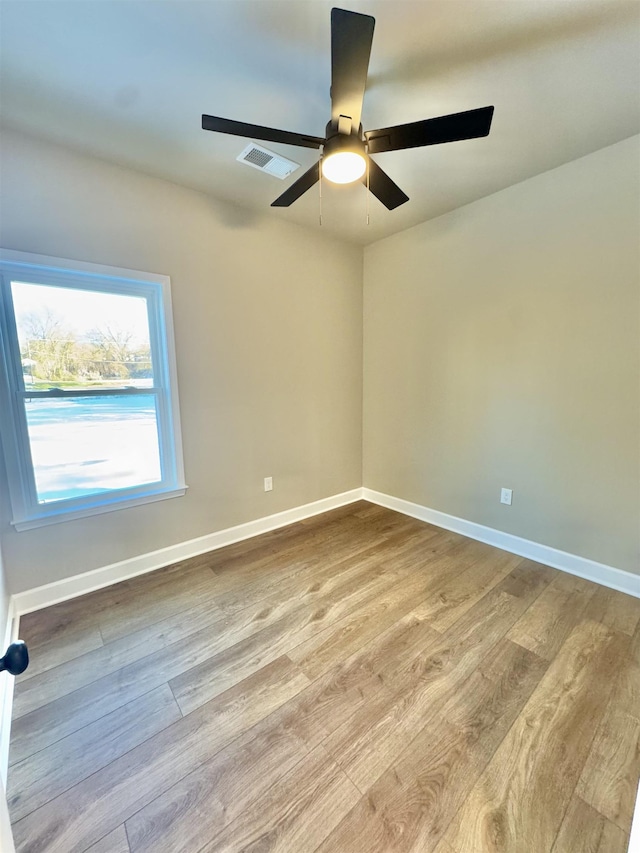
[0,249,187,531]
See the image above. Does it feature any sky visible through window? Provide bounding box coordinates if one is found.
[12,281,150,347]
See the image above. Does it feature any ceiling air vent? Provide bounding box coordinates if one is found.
[236,144,300,180]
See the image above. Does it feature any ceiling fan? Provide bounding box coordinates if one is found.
[202,7,494,210]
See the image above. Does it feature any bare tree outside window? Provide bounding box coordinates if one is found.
[20,308,77,382]
[17,309,152,389]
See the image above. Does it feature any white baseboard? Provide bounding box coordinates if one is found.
[11,486,639,618]
[11,489,364,617]
[363,489,640,599]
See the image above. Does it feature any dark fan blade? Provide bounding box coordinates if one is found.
[202,115,324,150]
[271,162,320,207]
[330,8,375,133]
[364,158,409,210]
[365,106,494,154]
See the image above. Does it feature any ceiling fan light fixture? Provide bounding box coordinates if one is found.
[203,9,494,211]
[322,150,366,184]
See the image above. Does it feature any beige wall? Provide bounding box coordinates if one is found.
[1,130,637,592]
[363,136,640,574]
[0,130,363,593]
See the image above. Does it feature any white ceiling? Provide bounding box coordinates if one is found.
[1,1,639,245]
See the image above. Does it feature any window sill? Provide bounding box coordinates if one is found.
[11,485,188,531]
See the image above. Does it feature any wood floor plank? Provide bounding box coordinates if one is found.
[12,549,391,721]
[494,559,557,599]
[318,718,481,853]
[198,745,360,853]
[265,629,405,754]
[438,638,549,744]
[576,709,640,832]
[125,698,312,853]
[209,530,411,616]
[16,563,223,681]
[412,546,521,633]
[167,604,337,716]
[11,611,252,762]
[97,567,226,644]
[290,535,535,685]
[83,824,130,853]
[167,555,417,717]
[293,611,445,780]
[575,656,640,831]
[584,586,640,636]
[214,512,385,573]
[11,552,399,760]
[15,625,104,682]
[9,503,637,853]
[506,571,598,660]
[187,505,365,576]
[322,582,549,792]
[129,583,444,852]
[18,560,217,650]
[11,656,310,853]
[287,665,394,753]
[441,620,628,853]
[632,618,640,665]
[352,503,391,519]
[315,640,546,853]
[432,842,458,853]
[12,593,227,719]
[289,558,456,680]
[8,684,181,822]
[551,796,629,853]
[125,626,420,853]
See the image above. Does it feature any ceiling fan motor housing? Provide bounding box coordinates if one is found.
[323,127,366,159]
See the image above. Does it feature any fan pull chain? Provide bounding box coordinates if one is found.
[319,155,323,226]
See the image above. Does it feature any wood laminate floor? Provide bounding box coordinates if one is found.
[8,502,640,852]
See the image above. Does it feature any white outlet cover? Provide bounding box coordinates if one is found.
[500,488,513,505]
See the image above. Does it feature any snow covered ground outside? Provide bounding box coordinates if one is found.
[25,396,161,502]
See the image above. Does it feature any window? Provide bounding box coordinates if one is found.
[0,250,186,530]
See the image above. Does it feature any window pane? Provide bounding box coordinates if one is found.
[11,281,153,390]
[24,395,162,503]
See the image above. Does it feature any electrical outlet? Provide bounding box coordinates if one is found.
[264,477,273,492]
[500,488,513,506]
